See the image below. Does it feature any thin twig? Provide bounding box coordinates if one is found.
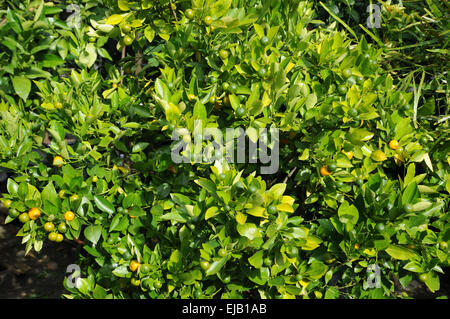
[169,0,178,22]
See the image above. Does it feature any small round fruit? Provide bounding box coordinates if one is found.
[55,233,64,243]
[53,155,64,167]
[64,210,75,221]
[28,207,41,220]
[154,280,163,289]
[230,83,237,92]
[338,85,347,95]
[343,68,352,78]
[123,35,133,46]
[263,257,273,267]
[193,289,202,298]
[267,205,277,214]
[389,140,399,150]
[194,281,202,290]
[185,9,194,19]
[375,223,385,233]
[286,246,299,258]
[140,264,151,274]
[219,49,229,60]
[342,150,353,160]
[58,190,66,198]
[19,213,30,223]
[48,232,58,242]
[57,222,67,233]
[218,248,227,258]
[328,163,337,171]
[187,93,196,102]
[236,106,246,117]
[439,241,448,250]
[131,278,140,286]
[248,184,258,194]
[3,199,12,209]
[69,194,79,202]
[200,261,210,271]
[222,82,230,91]
[204,16,213,25]
[44,222,55,232]
[112,83,118,89]
[404,203,414,214]
[129,260,140,272]
[209,95,216,104]
[222,276,231,284]
[92,175,98,183]
[260,36,270,46]
[295,274,303,281]
[121,23,131,33]
[419,136,428,144]
[8,208,20,218]
[258,67,267,77]
[419,273,428,282]
[356,178,364,186]
[55,102,63,109]
[88,36,96,43]
[320,165,331,176]
[354,243,360,250]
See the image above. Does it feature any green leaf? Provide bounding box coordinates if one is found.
[94,196,115,215]
[423,271,440,293]
[84,225,102,245]
[248,267,270,285]
[11,75,31,101]
[205,257,229,276]
[106,14,124,25]
[385,245,419,260]
[132,142,150,153]
[42,181,58,206]
[337,200,359,225]
[371,150,387,162]
[205,206,219,220]
[7,178,19,195]
[402,182,418,206]
[236,223,262,240]
[193,100,207,121]
[267,183,286,200]
[144,26,155,42]
[248,250,264,269]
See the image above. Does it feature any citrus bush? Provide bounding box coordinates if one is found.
[0,0,449,299]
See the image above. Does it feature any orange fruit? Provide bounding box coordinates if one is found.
[64,211,75,221]
[187,94,196,102]
[53,156,64,167]
[354,243,360,250]
[129,260,140,272]
[320,165,332,176]
[28,207,41,220]
[112,83,118,89]
[342,150,353,160]
[388,140,399,150]
[92,175,98,183]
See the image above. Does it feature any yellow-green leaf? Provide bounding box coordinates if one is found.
[385,245,419,260]
[236,211,247,225]
[205,207,219,220]
[105,14,124,25]
[247,206,267,218]
[276,203,294,213]
[371,149,387,162]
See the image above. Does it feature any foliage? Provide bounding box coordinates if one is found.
[0,0,449,299]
